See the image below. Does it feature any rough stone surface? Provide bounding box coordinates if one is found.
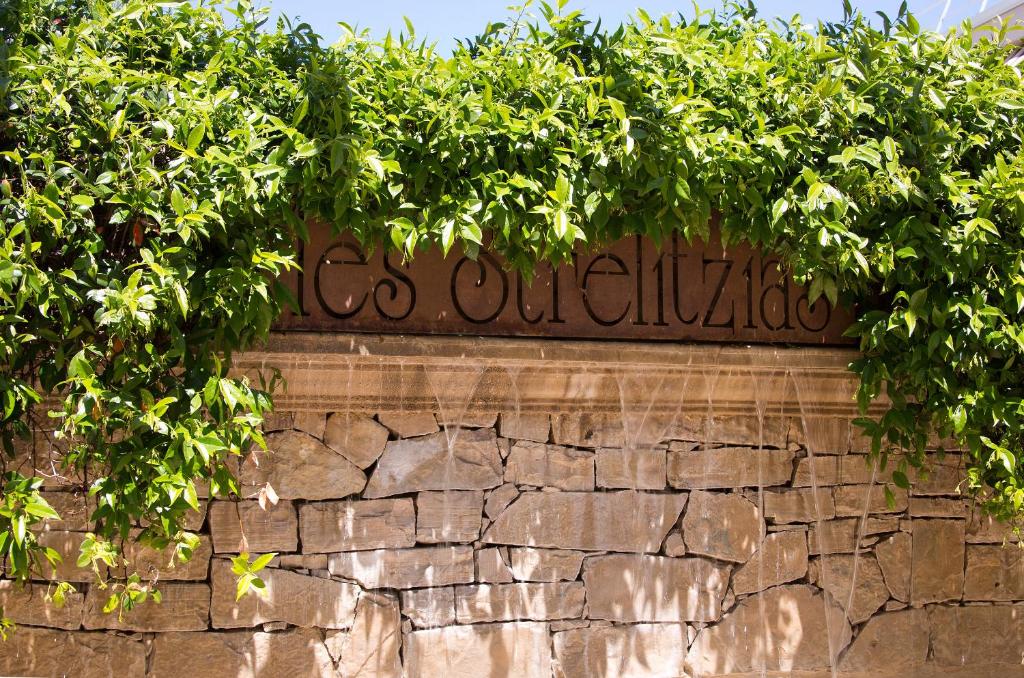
[808,518,859,555]
[509,548,585,582]
[839,609,930,673]
[963,544,1024,601]
[477,547,514,583]
[33,530,95,581]
[36,491,94,531]
[810,553,889,623]
[211,559,359,629]
[123,534,212,581]
[377,412,439,438]
[208,500,297,553]
[455,582,585,623]
[83,582,210,632]
[400,587,455,628]
[484,482,519,520]
[0,627,146,677]
[364,428,503,498]
[554,623,689,678]
[405,622,552,678]
[762,487,836,524]
[499,412,551,442]
[583,554,729,623]
[293,412,326,438]
[732,530,808,595]
[911,520,966,604]
[242,431,366,500]
[667,448,794,489]
[685,585,852,675]
[551,412,624,448]
[0,580,85,629]
[323,413,390,468]
[416,490,484,543]
[328,546,475,589]
[682,491,764,563]
[929,604,1024,667]
[15,403,1012,677]
[484,491,687,553]
[505,442,594,491]
[833,484,909,516]
[299,498,416,553]
[595,447,666,490]
[910,496,967,517]
[150,628,335,677]
[875,531,912,602]
[338,592,403,678]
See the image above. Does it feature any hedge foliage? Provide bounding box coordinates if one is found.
[1,0,1023,619]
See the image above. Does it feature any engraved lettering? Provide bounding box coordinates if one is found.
[451,252,509,324]
[314,241,368,320]
[581,254,631,326]
[702,257,735,329]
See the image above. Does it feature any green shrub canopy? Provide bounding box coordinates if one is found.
[1,0,1023,616]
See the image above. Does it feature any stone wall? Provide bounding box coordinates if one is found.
[2,336,1023,677]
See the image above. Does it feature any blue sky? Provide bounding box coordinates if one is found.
[264,1,992,49]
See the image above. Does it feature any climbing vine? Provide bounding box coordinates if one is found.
[1,0,1023,625]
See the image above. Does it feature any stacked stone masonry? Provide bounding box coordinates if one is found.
[3,409,1024,677]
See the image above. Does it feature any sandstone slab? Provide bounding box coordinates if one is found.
[929,604,1024,667]
[299,498,415,553]
[506,441,594,490]
[484,491,687,553]
[839,609,929,673]
[455,582,585,623]
[554,623,689,678]
[763,487,835,524]
[833,484,909,516]
[963,544,1024,601]
[0,627,146,677]
[33,531,96,581]
[242,431,366,500]
[732,530,808,595]
[211,559,359,629]
[0,580,85,629]
[911,520,965,604]
[808,518,859,555]
[123,534,212,581]
[293,412,326,438]
[484,483,519,520]
[324,413,390,469]
[499,412,551,442]
[84,582,210,631]
[668,447,794,489]
[596,447,666,490]
[328,546,475,589]
[910,496,967,518]
[150,628,334,677]
[682,491,763,563]
[551,412,625,448]
[36,491,94,531]
[377,411,439,438]
[510,548,586,582]
[416,490,484,543]
[477,547,514,583]
[685,584,852,675]
[338,592,402,678]
[400,587,455,628]
[209,500,297,554]
[583,554,729,623]
[364,428,502,498]
[810,553,889,623]
[405,622,552,678]
[875,531,912,602]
